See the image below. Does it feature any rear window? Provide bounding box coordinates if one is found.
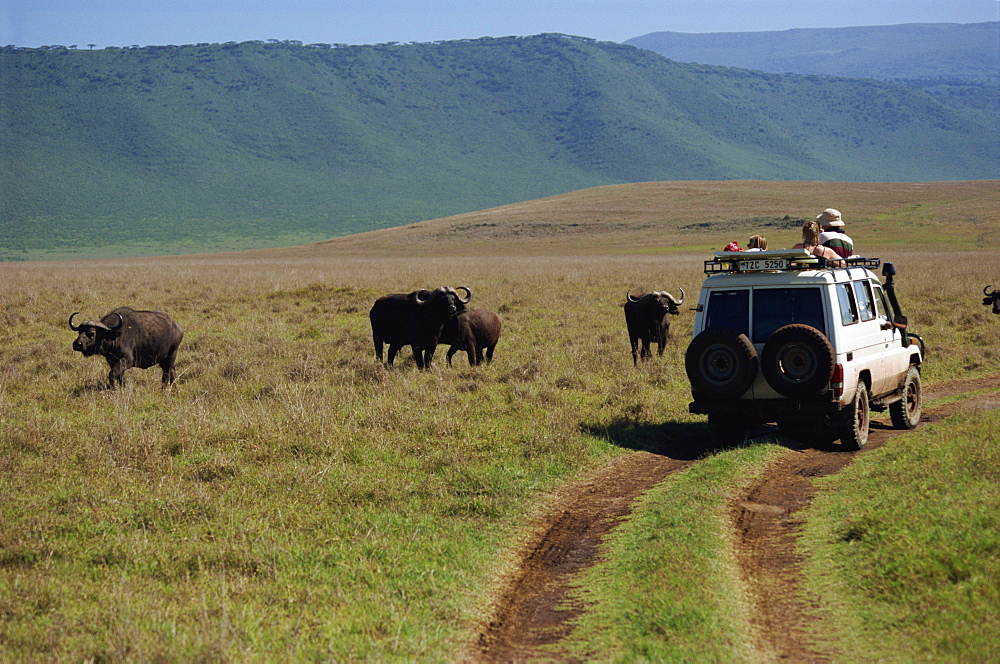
[752,288,825,342]
[704,287,825,342]
[706,290,750,337]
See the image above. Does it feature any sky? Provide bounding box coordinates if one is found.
[2,0,998,49]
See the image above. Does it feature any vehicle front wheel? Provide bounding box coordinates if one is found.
[889,366,922,429]
[840,381,870,450]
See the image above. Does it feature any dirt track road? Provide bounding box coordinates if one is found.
[474,373,1000,661]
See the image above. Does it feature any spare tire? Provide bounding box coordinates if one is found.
[686,327,758,399]
[761,324,835,397]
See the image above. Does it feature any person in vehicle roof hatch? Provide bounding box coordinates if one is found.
[793,220,844,266]
[816,208,855,258]
[745,235,767,251]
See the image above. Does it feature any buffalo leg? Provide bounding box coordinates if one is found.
[107,362,127,389]
[386,344,401,366]
[160,348,178,386]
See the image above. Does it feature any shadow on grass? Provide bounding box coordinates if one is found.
[581,420,715,460]
[584,418,857,458]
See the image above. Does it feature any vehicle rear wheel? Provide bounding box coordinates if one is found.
[685,328,758,399]
[761,324,835,397]
[840,381,870,450]
[889,366,922,429]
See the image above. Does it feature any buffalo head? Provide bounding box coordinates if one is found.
[412,286,472,316]
[984,285,1000,314]
[69,311,123,356]
[626,287,686,315]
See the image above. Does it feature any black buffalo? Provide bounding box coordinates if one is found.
[69,307,184,388]
[369,287,472,368]
[984,285,1000,314]
[623,288,685,365]
[439,308,502,366]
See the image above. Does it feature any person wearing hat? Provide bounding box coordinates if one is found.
[816,208,855,258]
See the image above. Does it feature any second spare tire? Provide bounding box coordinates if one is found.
[761,324,835,397]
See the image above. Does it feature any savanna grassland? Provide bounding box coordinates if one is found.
[2,181,999,660]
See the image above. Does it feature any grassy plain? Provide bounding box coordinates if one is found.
[801,412,1000,660]
[2,181,999,660]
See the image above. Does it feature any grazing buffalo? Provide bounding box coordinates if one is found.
[439,308,502,366]
[69,307,184,388]
[369,287,471,368]
[623,288,685,365]
[984,285,1000,314]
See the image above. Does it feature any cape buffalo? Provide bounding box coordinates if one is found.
[439,308,502,366]
[985,285,1000,314]
[623,288,685,366]
[69,307,183,389]
[369,287,471,368]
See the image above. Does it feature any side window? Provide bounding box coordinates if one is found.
[706,290,750,337]
[836,283,859,326]
[852,280,876,321]
[872,283,890,319]
[752,288,825,342]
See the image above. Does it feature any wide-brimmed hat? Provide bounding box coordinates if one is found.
[817,208,845,227]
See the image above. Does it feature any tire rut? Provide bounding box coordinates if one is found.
[473,373,1000,661]
[474,435,710,661]
[734,373,1000,660]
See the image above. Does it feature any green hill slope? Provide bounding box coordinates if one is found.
[1,35,997,260]
[625,22,1000,83]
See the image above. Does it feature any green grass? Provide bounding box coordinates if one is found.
[564,441,788,661]
[800,410,1000,660]
[0,243,997,659]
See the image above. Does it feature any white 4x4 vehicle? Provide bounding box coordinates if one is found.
[685,250,924,449]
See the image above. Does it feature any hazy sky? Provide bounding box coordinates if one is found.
[3,0,998,49]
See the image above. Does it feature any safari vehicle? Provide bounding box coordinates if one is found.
[685,250,924,449]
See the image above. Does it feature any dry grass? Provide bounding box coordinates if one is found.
[235,179,1000,257]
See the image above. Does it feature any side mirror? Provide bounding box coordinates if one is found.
[882,262,896,278]
[893,314,908,329]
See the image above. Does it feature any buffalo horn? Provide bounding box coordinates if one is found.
[456,286,472,304]
[986,285,995,296]
[413,289,433,304]
[666,287,686,305]
[626,290,642,303]
[68,312,83,331]
[107,312,124,331]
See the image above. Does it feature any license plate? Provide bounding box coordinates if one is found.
[739,258,787,271]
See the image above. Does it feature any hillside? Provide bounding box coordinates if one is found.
[625,22,1000,83]
[203,180,1000,259]
[2,34,998,260]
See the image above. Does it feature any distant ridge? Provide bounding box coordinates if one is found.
[625,22,1000,82]
[2,34,997,260]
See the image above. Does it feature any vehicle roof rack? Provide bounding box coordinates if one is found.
[704,250,881,274]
